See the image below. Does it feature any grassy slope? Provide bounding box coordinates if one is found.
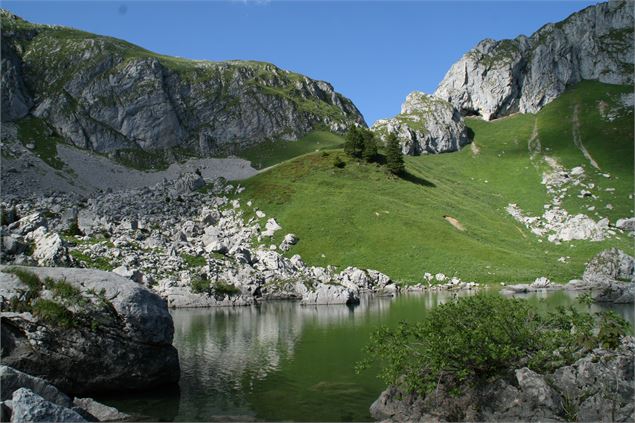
[238,131,345,170]
[238,81,634,284]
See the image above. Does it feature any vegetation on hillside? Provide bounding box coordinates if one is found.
[238,130,346,170]
[238,81,634,284]
[357,293,630,396]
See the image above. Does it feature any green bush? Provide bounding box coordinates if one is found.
[63,220,83,237]
[5,268,44,293]
[212,280,241,296]
[181,253,207,268]
[191,277,211,294]
[357,293,630,396]
[333,156,346,168]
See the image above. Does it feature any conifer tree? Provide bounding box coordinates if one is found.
[361,129,378,162]
[344,126,364,158]
[385,133,405,175]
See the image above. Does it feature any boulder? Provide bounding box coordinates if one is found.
[204,240,228,254]
[300,283,359,305]
[112,266,144,284]
[8,212,47,236]
[0,266,179,394]
[616,217,635,232]
[1,234,27,256]
[10,388,86,422]
[529,277,552,289]
[31,233,73,266]
[582,248,635,286]
[73,397,131,422]
[0,366,72,408]
[279,233,299,252]
[262,218,282,237]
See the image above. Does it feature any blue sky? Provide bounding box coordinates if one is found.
[4,1,596,124]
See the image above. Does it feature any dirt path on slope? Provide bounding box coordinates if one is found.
[572,104,601,170]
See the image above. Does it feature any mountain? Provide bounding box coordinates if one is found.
[0,10,365,161]
[434,0,634,120]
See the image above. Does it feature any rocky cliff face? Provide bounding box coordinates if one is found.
[371,92,470,155]
[0,10,365,159]
[435,0,634,120]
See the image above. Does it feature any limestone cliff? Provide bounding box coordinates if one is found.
[0,10,365,159]
[435,0,634,120]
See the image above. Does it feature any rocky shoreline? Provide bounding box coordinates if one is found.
[1,173,400,309]
[501,248,635,303]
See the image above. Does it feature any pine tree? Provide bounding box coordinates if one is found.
[385,133,405,175]
[361,129,378,162]
[344,126,364,158]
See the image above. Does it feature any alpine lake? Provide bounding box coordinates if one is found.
[97,289,634,422]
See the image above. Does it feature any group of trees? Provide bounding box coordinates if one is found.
[343,126,404,175]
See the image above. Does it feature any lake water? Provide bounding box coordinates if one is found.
[99,290,634,422]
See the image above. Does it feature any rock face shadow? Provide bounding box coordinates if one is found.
[399,171,436,187]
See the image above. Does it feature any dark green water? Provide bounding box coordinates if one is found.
[98,290,634,422]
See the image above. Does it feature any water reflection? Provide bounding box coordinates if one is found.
[99,290,634,422]
[507,289,635,327]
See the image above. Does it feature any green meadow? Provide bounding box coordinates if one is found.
[238,81,634,284]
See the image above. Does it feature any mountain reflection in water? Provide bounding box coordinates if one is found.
[98,290,633,422]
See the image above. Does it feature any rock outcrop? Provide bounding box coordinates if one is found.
[435,1,634,120]
[370,336,635,422]
[0,10,364,160]
[0,266,180,395]
[371,92,470,155]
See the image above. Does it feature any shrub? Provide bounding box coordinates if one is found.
[597,310,630,349]
[181,253,207,268]
[357,293,630,396]
[333,156,346,168]
[212,280,241,296]
[191,277,211,294]
[5,268,44,293]
[63,219,83,237]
